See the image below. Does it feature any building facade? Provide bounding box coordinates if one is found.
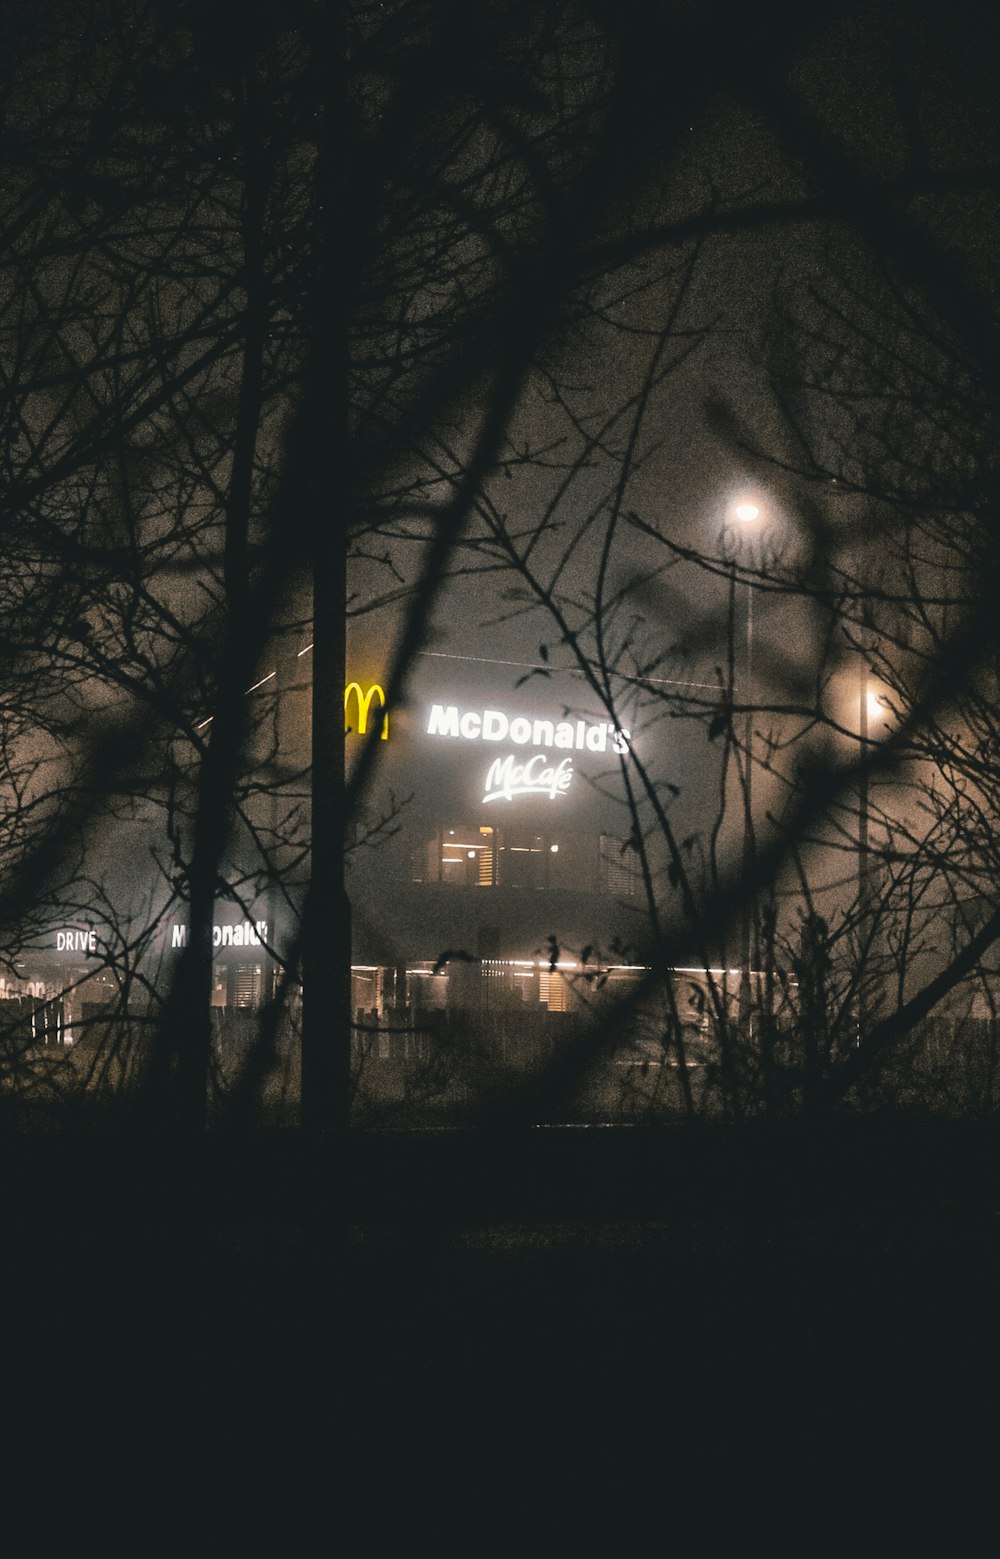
[345,647,656,1031]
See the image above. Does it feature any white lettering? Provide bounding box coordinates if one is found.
[56,928,98,953]
[483,752,574,804]
[173,919,267,951]
[426,702,634,756]
[427,704,460,738]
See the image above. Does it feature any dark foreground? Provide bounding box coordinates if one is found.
[2,1117,998,1538]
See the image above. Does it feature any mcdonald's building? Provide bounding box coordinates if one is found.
[14,633,664,1048]
[343,644,655,1029]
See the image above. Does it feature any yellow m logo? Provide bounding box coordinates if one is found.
[344,681,389,739]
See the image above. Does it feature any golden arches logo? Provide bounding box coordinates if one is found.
[344,681,389,739]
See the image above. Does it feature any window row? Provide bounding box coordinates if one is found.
[409,824,642,897]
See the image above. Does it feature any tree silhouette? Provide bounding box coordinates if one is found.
[0,0,998,1129]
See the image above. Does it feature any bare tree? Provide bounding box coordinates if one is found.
[1,0,998,1133]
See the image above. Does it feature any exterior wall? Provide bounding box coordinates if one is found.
[1,641,654,1035]
[345,649,651,978]
[3,904,277,1044]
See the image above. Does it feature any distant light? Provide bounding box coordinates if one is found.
[467,851,476,859]
[733,503,760,523]
[866,690,885,722]
[550,844,559,853]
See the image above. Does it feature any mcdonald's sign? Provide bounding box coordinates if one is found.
[344,681,389,739]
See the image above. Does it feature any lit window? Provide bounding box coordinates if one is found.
[498,830,546,888]
[599,835,643,899]
[412,825,498,886]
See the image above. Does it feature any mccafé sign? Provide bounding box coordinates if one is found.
[426,702,631,805]
[483,753,573,803]
[344,682,389,739]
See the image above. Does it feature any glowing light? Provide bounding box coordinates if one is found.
[733,502,760,523]
[344,682,389,739]
[483,752,573,804]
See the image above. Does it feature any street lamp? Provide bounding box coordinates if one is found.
[859,663,870,927]
[853,651,894,1044]
[857,675,887,929]
[729,499,761,1027]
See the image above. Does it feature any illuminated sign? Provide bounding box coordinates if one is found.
[0,977,52,1000]
[56,928,97,953]
[170,920,269,950]
[345,682,389,739]
[483,753,573,803]
[427,704,629,754]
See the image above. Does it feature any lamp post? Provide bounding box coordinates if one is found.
[857,665,887,1043]
[731,501,760,1029]
[856,669,887,922]
[859,660,869,926]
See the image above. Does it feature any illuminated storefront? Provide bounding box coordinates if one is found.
[9,651,650,1040]
[9,907,274,1045]
[345,650,649,1025]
